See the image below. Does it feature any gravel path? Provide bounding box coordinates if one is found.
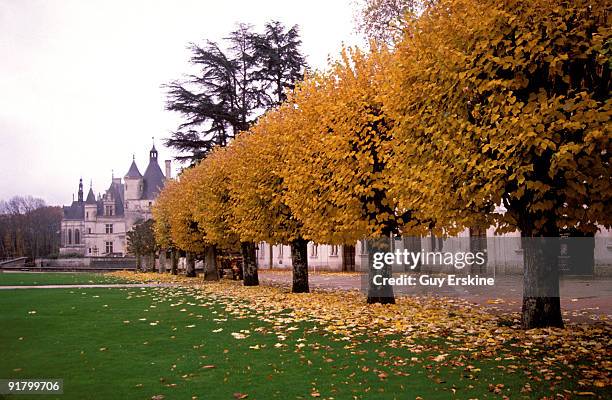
[259,270,612,322]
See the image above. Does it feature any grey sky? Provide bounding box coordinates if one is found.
[0,0,361,206]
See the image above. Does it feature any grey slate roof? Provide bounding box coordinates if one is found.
[106,181,125,216]
[63,201,84,220]
[142,159,165,200]
[85,188,96,204]
[62,146,166,223]
[125,160,142,178]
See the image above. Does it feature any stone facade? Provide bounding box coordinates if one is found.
[257,227,612,275]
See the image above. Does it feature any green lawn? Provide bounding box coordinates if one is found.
[0,272,132,286]
[0,287,606,399]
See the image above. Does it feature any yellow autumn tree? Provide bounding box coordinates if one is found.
[282,46,417,303]
[152,178,180,275]
[385,0,611,327]
[226,105,312,292]
[189,146,241,282]
[164,166,206,277]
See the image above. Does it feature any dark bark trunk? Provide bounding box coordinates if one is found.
[203,246,219,281]
[521,235,563,329]
[136,254,142,272]
[170,250,178,275]
[149,252,156,272]
[290,238,309,293]
[402,236,422,272]
[367,236,395,304]
[158,250,166,273]
[185,252,196,277]
[241,241,259,286]
[469,228,488,274]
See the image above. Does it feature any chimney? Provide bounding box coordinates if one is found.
[165,160,171,179]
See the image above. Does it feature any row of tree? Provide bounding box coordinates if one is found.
[154,0,610,329]
[0,196,62,260]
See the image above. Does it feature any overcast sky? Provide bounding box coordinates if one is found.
[0,0,361,206]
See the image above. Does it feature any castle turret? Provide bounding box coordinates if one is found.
[141,143,165,200]
[84,184,97,221]
[124,155,143,201]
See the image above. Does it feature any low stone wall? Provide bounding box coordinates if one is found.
[31,257,136,271]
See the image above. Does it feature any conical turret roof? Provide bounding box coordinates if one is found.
[85,187,96,204]
[125,159,142,179]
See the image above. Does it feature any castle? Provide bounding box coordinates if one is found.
[59,144,170,257]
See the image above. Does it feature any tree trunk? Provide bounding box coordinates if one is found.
[290,237,309,293]
[158,250,166,273]
[170,250,178,275]
[149,252,156,272]
[203,246,219,281]
[185,252,196,277]
[136,254,142,272]
[367,236,395,304]
[521,235,563,329]
[402,236,421,272]
[241,241,259,286]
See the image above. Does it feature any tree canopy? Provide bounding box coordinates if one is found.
[165,21,307,164]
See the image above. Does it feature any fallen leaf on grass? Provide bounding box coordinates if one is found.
[432,354,448,362]
[233,393,248,399]
[231,332,247,339]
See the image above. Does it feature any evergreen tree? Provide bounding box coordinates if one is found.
[252,21,307,106]
[164,21,307,164]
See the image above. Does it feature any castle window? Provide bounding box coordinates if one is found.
[105,224,113,234]
[88,228,92,234]
[75,229,80,245]
[277,245,283,258]
[105,241,113,254]
[310,244,318,258]
[86,212,89,219]
[68,229,72,245]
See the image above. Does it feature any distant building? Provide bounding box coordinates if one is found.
[60,144,171,257]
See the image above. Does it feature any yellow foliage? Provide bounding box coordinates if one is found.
[385,0,611,235]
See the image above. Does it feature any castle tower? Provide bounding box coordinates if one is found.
[141,141,165,201]
[124,155,143,201]
[84,183,97,221]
